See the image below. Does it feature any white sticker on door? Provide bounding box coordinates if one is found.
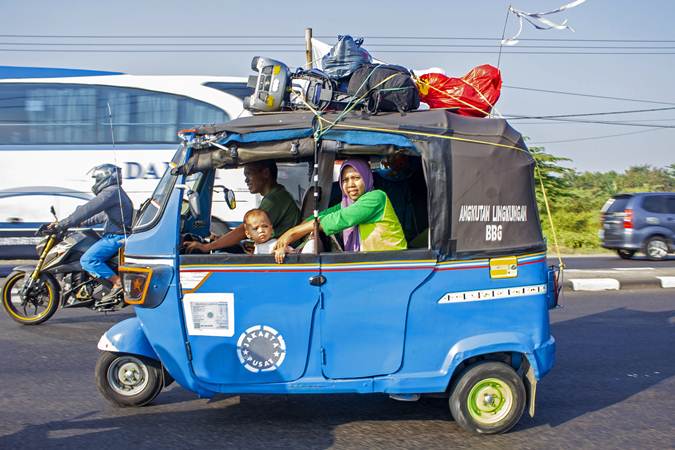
[183,293,235,337]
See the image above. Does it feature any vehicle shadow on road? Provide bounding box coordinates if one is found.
[45,310,134,325]
[0,393,458,449]
[525,306,674,429]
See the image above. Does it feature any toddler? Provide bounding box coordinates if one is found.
[243,209,278,254]
[244,208,314,255]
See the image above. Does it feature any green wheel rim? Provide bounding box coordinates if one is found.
[467,377,514,425]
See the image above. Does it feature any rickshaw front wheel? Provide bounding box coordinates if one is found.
[95,351,164,407]
[449,361,526,435]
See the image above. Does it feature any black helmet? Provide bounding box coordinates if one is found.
[89,164,122,195]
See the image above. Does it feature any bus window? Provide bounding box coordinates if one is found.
[178,98,229,130]
[0,83,230,145]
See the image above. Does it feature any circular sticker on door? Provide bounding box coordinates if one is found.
[236,325,287,373]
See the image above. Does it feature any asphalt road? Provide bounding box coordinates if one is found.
[0,290,673,449]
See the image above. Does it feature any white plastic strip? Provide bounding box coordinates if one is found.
[502,0,587,45]
[438,283,546,304]
[569,278,620,291]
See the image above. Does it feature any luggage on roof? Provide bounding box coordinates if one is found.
[321,35,372,80]
[348,64,420,113]
[242,35,501,118]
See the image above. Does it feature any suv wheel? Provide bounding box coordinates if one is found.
[617,249,636,260]
[645,237,669,261]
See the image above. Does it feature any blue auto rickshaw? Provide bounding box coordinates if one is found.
[95,109,559,434]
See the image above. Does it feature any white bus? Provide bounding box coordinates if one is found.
[0,67,259,258]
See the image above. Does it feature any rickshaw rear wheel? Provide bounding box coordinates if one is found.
[449,361,526,435]
[95,351,164,407]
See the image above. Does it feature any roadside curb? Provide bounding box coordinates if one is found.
[563,270,675,292]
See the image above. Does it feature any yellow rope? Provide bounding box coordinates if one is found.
[458,77,496,110]
[414,76,492,117]
[535,165,565,269]
[321,120,529,152]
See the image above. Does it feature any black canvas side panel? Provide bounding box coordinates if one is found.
[419,137,545,259]
[449,142,545,258]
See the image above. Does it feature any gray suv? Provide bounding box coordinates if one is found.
[600,192,675,260]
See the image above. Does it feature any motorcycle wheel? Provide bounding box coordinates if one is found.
[2,271,59,325]
[95,351,164,407]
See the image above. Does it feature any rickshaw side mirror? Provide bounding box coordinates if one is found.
[225,189,236,210]
[50,206,58,221]
[214,185,236,210]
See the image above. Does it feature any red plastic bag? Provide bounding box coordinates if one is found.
[417,65,502,117]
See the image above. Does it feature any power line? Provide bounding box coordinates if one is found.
[507,106,675,120]
[353,37,675,43]
[0,48,302,53]
[1,34,675,43]
[503,85,675,106]
[3,42,675,50]
[0,34,305,39]
[518,117,675,128]
[514,118,675,125]
[2,48,675,55]
[529,127,669,145]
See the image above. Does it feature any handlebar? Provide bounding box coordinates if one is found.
[35,223,66,237]
[35,224,50,237]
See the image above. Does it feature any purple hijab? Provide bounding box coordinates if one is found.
[339,159,374,251]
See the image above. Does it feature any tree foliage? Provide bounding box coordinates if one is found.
[529,147,674,251]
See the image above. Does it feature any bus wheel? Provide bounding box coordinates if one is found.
[95,352,163,407]
[449,361,526,435]
[2,271,59,325]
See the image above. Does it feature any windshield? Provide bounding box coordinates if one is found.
[134,143,189,230]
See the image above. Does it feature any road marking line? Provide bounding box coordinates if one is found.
[613,267,654,271]
[569,278,620,291]
[656,276,675,288]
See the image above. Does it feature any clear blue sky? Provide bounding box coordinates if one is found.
[2,0,674,173]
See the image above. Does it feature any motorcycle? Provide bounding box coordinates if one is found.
[2,207,127,325]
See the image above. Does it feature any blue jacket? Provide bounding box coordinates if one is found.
[60,185,133,235]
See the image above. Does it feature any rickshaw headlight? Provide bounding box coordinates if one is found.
[119,266,153,305]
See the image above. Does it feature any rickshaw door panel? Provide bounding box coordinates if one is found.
[179,254,320,384]
[319,250,435,379]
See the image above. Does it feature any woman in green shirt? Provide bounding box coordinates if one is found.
[273,159,407,263]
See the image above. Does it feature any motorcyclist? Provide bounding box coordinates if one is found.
[48,164,133,301]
